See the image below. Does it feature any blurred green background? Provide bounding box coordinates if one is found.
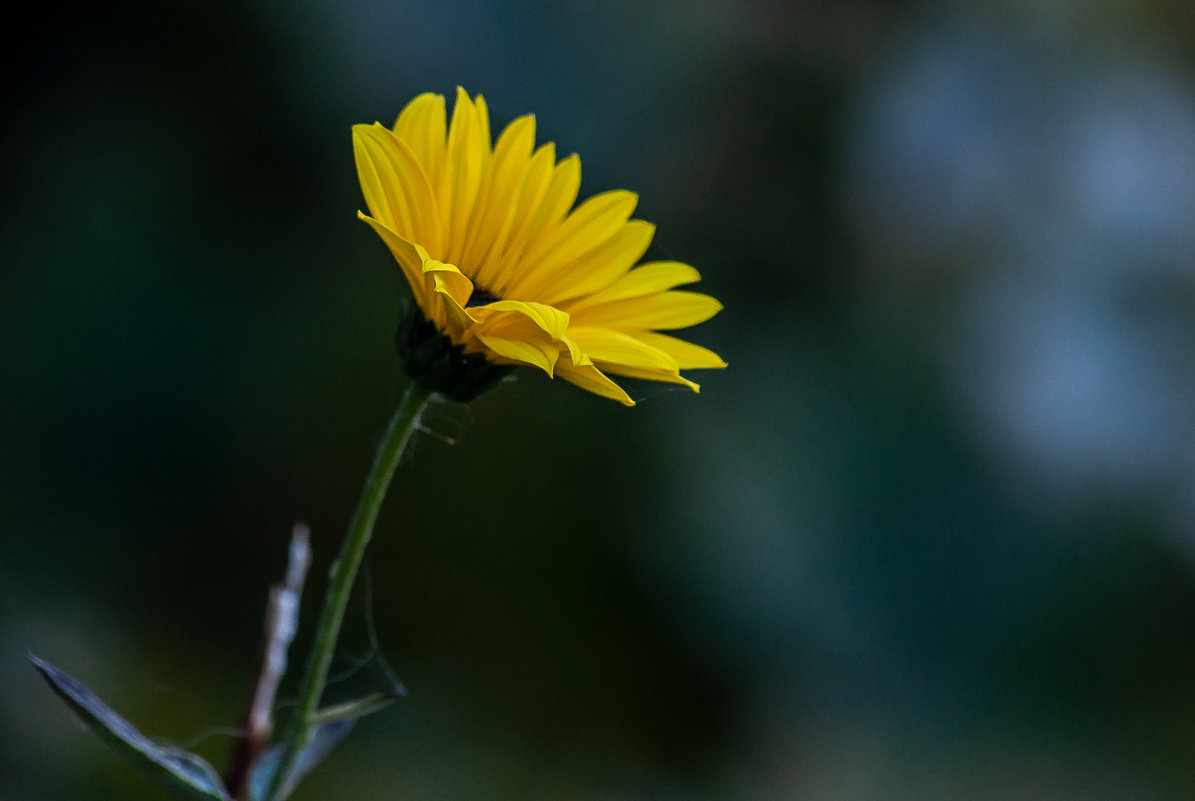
[7,1,1195,799]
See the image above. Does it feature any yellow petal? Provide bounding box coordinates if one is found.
[534,219,656,305]
[474,300,570,341]
[598,364,701,393]
[633,332,727,369]
[509,190,640,299]
[352,123,443,255]
[566,326,700,393]
[491,153,581,293]
[476,333,559,375]
[442,299,572,375]
[484,143,558,290]
[443,88,486,265]
[428,263,472,334]
[564,327,679,372]
[523,154,582,252]
[560,334,592,367]
[555,360,635,406]
[460,115,537,280]
[358,212,428,309]
[473,92,492,154]
[393,93,446,196]
[422,258,474,311]
[432,278,483,335]
[565,261,702,312]
[353,125,406,234]
[570,290,723,330]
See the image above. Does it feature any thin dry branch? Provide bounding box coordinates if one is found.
[224,524,311,800]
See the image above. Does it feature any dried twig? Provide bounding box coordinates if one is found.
[224,524,311,800]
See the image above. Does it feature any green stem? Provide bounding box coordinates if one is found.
[266,382,435,801]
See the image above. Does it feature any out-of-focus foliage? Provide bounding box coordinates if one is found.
[6,1,1195,799]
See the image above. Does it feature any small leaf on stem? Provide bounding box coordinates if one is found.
[247,719,354,801]
[309,690,402,727]
[29,653,232,801]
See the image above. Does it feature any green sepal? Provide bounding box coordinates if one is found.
[29,654,232,801]
[396,305,513,402]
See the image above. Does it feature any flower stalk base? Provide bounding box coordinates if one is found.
[264,381,434,801]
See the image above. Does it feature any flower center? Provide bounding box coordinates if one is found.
[466,286,500,307]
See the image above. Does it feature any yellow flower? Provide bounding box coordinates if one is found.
[353,88,726,405]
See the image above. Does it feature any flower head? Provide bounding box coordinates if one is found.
[354,88,725,405]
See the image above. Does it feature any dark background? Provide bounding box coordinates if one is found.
[7,1,1195,799]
